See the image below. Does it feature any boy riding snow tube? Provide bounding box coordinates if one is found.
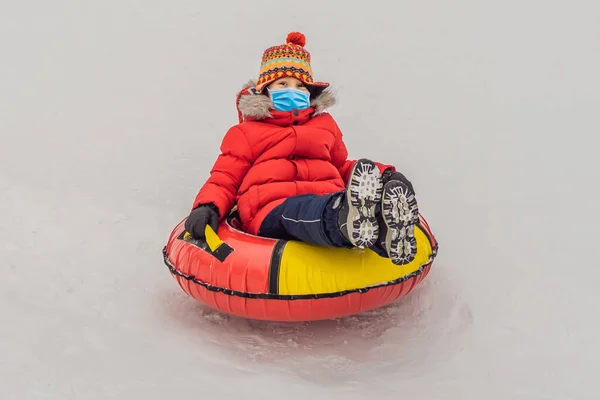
[163,32,438,321]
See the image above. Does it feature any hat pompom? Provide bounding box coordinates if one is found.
[286,32,306,47]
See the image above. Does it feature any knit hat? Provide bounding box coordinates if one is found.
[255,32,329,93]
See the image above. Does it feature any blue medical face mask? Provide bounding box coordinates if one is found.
[268,88,311,112]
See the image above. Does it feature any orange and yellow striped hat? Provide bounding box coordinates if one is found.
[255,32,330,93]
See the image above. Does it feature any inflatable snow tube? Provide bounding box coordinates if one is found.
[162,211,438,322]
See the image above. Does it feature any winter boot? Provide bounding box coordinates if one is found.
[338,159,383,248]
[382,170,414,192]
[378,177,420,265]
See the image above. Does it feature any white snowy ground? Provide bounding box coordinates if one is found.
[2,1,599,399]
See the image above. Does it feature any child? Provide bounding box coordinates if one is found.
[185,32,420,265]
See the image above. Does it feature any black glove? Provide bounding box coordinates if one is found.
[184,204,220,239]
[382,169,414,192]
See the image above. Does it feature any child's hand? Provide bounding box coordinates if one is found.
[185,204,219,239]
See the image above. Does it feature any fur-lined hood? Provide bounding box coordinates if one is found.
[236,79,336,122]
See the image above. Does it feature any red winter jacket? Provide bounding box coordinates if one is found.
[192,81,395,235]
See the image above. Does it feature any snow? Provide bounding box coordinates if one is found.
[1,0,599,398]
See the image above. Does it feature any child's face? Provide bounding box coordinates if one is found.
[266,77,310,93]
